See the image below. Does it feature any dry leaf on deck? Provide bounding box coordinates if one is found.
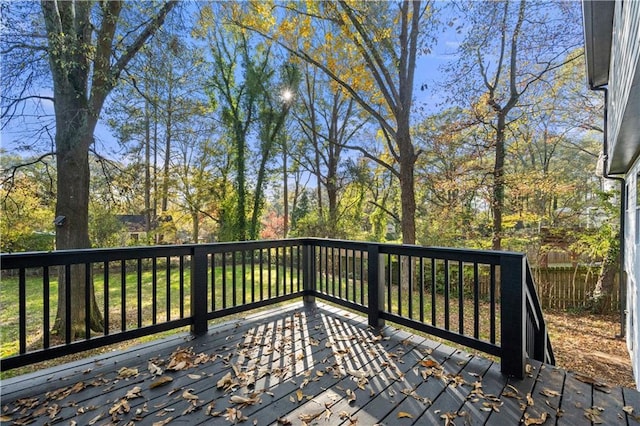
[623,405,634,415]
[540,388,560,397]
[440,412,457,426]
[109,399,131,416]
[523,412,548,425]
[296,389,304,402]
[230,394,261,408]
[277,417,292,425]
[117,367,138,379]
[420,359,438,368]
[584,407,604,424]
[346,389,356,404]
[152,417,174,426]
[298,411,323,423]
[217,372,234,390]
[182,390,199,402]
[148,362,163,376]
[397,411,413,419]
[125,386,143,400]
[150,375,173,389]
[224,407,248,423]
[88,412,105,425]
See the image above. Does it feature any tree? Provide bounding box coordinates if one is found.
[445,0,582,249]
[293,63,368,236]
[235,0,438,244]
[1,154,56,252]
[2,1,177,338]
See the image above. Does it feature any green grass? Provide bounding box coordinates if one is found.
[1,256,506,379]
[0,261,301,359]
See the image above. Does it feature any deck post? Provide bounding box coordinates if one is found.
[191,246,208,335]
[367,244,385,328]
[302,242,315,304]
[500,254,526,378]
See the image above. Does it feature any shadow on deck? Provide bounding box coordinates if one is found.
[2,302,639,425]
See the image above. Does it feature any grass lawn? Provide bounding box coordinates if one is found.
[0,261,302,357]
[2,260,502,379]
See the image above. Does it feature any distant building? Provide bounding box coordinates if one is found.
[116,215,148,244]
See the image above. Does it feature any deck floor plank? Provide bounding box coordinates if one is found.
[624,386,640,425]
[1,301,638,426]
[557,371,593,425]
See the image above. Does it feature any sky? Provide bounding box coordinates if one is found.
[0,1,465,160]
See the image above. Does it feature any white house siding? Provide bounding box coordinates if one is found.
[607,1,640,166]
[625,162,640,387]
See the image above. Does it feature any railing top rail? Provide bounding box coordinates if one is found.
[0,239,311,269]
[1,238,527,269]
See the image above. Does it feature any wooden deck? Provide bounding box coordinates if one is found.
[1,302,639,425]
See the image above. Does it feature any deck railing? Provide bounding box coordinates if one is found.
[0,238,553,378]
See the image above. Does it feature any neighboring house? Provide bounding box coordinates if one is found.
[583,0,640,387]
[116,214,148,244]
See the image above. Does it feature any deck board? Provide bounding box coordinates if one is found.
[1,301,639,426]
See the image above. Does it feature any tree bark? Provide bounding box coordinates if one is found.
[591,235,619,314]
[41,0,177,339]
[492,113,507,250]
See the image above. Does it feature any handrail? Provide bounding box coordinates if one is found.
[1,238,553,378]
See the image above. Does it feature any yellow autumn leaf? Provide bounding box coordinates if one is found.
[397,411,414,419]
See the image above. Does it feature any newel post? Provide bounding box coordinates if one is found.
[367,244,385,328]
[191,246,208,336]
[302,241,316,304]
[500,254,526,378]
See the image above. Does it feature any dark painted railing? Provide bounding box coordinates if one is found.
[0,238,553,378]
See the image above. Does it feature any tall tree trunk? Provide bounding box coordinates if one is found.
[53,108,104,338]
[235,121,247,241]
[283,136,289,238]
[397,121,417,245]
[192,211,200,243]
[492,113,507,250]
[591,235,619,314]
[41,0,177,339]
[144,100,152,234]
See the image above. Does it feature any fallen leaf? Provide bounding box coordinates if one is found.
[223,407,248,423]
[524,412,548,425]
[527,392,534,406]
[188,374,202,380]
[397,411,414,419]
[88,412,105,425]
[440,412,457,426]
[182,389,199,402]
[117,367,139,379]
[230,394,261,407]
[277,417,292,425]
[420,359,438,368]
[148,362,163,376]
[299,411,323,422]
[217,372,234,390]
[346,389,356,404]
[125,386,143,400]
[584,407,604,424]
[623,405,634,415]
[540,388,561,397]
[109,399,131,416]
[296,389,304,402]
[150,375,173,389]
[152,417,174,426]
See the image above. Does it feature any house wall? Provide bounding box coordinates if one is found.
[625,162,640,388]
[607,0,640,163]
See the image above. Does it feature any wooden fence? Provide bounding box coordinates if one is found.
[531,266,620,312]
